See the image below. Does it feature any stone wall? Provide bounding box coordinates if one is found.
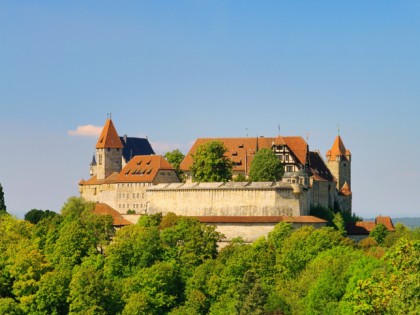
[310,180,335,210]
[96,148,122,180]
[207,220,327,249]
[146,182,309,217]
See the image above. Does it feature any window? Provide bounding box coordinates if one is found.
[285,154,289,162]
[286,165,293,172]
[98,154,103,165]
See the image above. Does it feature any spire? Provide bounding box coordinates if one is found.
[96,119,124,149]
[326,135,351,161]
[90,154,97,166]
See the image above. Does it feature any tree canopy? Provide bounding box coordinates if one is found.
[0,182,6,213]
[0,198,419,314]
[190,141,233,182]
[24,209,58,225]
[164,149,185,180]
[249,148,284,182]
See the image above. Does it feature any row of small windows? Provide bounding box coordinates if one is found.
[117,183,151,188]
[119,193,145,199]
[119,203,144,209]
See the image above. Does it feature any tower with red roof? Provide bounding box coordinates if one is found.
[94,119,124,180]
[326,135,352,212]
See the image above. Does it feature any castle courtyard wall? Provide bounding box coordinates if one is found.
[147,182,309,217]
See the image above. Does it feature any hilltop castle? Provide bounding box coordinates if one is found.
[79,119,352,230]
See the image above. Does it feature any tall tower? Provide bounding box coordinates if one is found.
[326,135,351,191]
[95,119,124,180]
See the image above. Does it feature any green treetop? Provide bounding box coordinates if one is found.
[164,149,185,180]
[0,182,6,213]
[249,148,284,182]
[190,141,233,182]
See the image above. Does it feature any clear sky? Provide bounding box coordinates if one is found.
[1,1,419,219]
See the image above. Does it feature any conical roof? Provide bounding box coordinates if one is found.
[326,135,351,161]
[96,119,124,149]
[340,181,352,196]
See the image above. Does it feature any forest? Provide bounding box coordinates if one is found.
[0,197,419,315]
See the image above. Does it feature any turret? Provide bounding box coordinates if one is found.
[95,119,123,180]
[89,154,97,176]
[326,135,351,192]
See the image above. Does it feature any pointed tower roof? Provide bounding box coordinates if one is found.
[90,154,97,166]
[340,181,352,196]
[96,119,124,149]
[326,135,351,161]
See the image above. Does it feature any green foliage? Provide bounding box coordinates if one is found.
[123,261,181,314]
[68,254,121,315]
[160,215,222,280]
[165,149,186,180]
[267,222,294,252]
[249,148,284,182]
[45,197,114,268]
[0,182,6,213]
[232,173,247,182]
[137,213,162,228]
[24,209,58,224]
[34,269,71,315]
[275,226,346,279]
[104,225,162,278]
[0,298,23,315]
[310,206,361,235]
[1,204,419,314]
[333,212,347,236]
[126,209,136,214]
[369,223,389,245]
[190,141,233,182]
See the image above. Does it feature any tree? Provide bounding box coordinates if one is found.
[370,224,389,245]
[24,209,58,225]
[190,141,233,182]
[0,182,6,213]
[249,148,284,182]
[165,149,185,180]
[104,225,162,278]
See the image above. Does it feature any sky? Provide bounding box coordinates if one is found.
[1,1,419,219]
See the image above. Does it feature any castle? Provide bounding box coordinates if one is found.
[80,119,352,241]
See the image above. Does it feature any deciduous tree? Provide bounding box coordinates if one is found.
[249,148,284,182]
[165,149,185,180]
[190,141,233,182]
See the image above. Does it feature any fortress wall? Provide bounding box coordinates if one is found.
[147,185,307,217]
[214,221,327,244]
[310,180,334,210]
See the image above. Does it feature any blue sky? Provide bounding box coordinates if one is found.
[1,1,419,218]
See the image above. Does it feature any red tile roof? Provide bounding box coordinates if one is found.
[326,135,351,162]
[116,155,175,183]
[80,155,176,185]
[96,119,124,149]
[193,215,326,224]
[93,203,132,226]
[180,136,308,173]
[375,216,395,231]
[346,216,395,235]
